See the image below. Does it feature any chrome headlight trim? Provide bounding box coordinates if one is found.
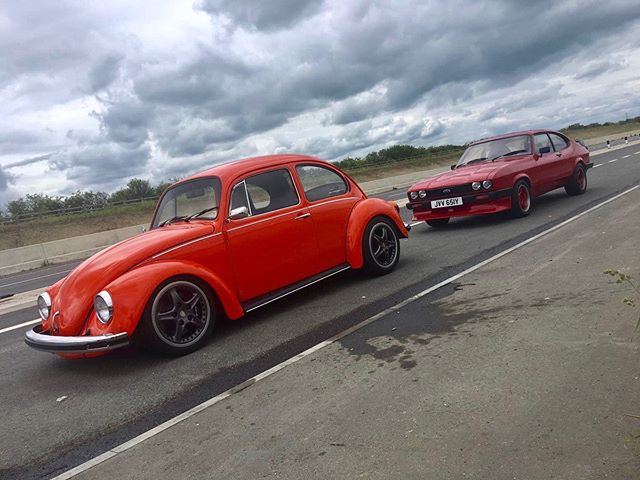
[37,292,51,321]
[409,191,419,200]
[418,190,427,198]
[482,180,493,189]
[94,291,113,324]
[471,181,481,191]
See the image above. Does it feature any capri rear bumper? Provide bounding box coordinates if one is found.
[24,324,129,353]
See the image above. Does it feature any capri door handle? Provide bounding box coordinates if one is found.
[295,212,311,220]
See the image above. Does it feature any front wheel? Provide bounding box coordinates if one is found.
[426,218,450,228]
[565,164,587,196]
[511,180,532,218]
[362,217,400,276]
[137,278,215,356]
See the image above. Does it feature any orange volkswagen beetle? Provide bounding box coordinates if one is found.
[25,155,409,357]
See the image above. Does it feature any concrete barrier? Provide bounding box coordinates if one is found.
[0,224,145,276]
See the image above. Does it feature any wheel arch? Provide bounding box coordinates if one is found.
[346,199,407,269]
[98,260,244,337]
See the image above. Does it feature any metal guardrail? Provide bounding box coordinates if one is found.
[0,195,159,225]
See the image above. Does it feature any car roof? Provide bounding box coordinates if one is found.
[178,154,328,185]
[470,129,564,145]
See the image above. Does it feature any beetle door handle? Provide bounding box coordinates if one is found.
[295,212,311,220]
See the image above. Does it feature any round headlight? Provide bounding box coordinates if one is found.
[37,292,51,321]
[471,181,482,190]
[482,180,492,189]
[418,190,427,198]
[94,291,113,324]
[409,191,419,200]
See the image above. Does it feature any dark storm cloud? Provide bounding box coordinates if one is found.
[88,55,123,93]
[574,60,627,80]
[198,0,323,30]
[1,0,640,200]
[5,153,53,168]
[0,165,15,191]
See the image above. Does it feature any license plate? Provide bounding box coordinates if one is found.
[431,197,463,209]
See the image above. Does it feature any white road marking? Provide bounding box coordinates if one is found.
[0,269,71,289]
[635,151,640,155]
[608,159,618,163]
[0,318,39,335]
[53,183,640,480]
[622,155,631,159]
[593,164,602,168]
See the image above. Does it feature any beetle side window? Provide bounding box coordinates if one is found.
[534,134,553,154]
[296,165,348,202]
[244,169,299,216]
[549,133,568,152]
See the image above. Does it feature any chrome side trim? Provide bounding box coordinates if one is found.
[245,265,351,313]
[25,325,129,354]
[152,232,222,259]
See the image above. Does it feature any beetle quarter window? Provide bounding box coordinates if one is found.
[296,165,348,202]
[548,133,568,152]
[230,182,249,212]
[534,134,553,154]
[244,169,299,215]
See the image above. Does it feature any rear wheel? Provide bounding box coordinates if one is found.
[426,218,450,228]
[565,164,587,196]
[137,278,215,355]
[362,216,400,276]
[511,180,532,218]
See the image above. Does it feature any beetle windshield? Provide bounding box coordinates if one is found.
[456,135,532,168]
[152,177,221,228]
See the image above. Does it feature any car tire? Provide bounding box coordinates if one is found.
[136,277,216,356]
[362,216,400,276]
[426,218,450,228]
[511,180,532,218]
[565,164,587,196]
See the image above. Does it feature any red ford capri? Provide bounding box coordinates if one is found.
[407,130,592,227]
[26,155,409,358]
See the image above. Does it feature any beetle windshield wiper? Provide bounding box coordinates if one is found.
[158,215,189,227]
[185,207,218,221]
[490,150,529,162]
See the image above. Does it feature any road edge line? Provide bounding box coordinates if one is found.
[53,184,639,480]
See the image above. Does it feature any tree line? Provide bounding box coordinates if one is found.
[333,143,463,171]
[1,178,176,220]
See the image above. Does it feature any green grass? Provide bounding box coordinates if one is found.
[0,201,155,250]
[561,122,640,142]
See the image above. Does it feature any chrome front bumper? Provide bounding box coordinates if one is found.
[24,325,130,353]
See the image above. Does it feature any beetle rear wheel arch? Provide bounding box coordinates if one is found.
[136,275,216,355]
[361,216,400,276]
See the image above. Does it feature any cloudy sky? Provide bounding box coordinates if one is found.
[1,0,640,206]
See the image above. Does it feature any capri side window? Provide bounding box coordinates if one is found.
[549,133,568,152]
[296,165,348,202]
[534,134,553,154]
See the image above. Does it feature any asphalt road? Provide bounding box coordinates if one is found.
[1,143,639,479]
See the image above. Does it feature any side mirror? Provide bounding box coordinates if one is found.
[539,146,551,154]
[228,206,249,221]
[450,165,456,170]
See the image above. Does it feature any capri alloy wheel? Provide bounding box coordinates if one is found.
[151,280,212,349]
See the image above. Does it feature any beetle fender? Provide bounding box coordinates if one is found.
[346,198,408,269]
[85,260,244,337]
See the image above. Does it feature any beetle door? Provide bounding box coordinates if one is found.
[224,168,321,302]
[294,164,358,272]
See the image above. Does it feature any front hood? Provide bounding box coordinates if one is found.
[48,222,215,335]
[411,162,504,190]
